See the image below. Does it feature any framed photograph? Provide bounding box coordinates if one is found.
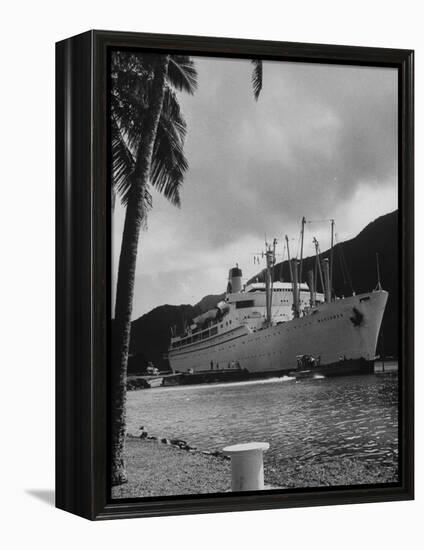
[56,30,414,520]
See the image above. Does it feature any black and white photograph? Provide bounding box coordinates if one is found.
[1,0,421,542]
[110,50,401,499]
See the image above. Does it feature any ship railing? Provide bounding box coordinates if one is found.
[170,323,220,349]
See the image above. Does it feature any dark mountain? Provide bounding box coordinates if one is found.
[195,293,226,314]
[128,210,398,373]
[248,209,398,359]
[128,294,224,373]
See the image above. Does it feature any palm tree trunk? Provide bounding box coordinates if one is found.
[111,55,170,486]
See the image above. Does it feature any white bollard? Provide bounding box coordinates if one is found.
[223,442,270,491]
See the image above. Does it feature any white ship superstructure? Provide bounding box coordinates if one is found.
[168,222,388,376]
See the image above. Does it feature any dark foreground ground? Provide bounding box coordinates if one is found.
[111,437,398,499]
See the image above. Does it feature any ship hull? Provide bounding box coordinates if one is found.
[168,290,388,376]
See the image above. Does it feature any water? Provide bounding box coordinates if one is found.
[126,371,398,482]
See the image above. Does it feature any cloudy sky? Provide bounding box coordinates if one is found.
[112,56,398,319]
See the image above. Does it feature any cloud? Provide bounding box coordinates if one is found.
[112,56,398,318]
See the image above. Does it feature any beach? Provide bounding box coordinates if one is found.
[112,434,398,499]
[111,437,231,499]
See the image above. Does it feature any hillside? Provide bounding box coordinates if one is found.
[128,210,398,373]
[128,294,225,373]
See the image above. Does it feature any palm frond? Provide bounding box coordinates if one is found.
[111,114,135,203]
[111,87,188,209]
[168,55,198,94]
[111,52,193,211]
[111,115,152,223]
[251,59,263,100]
[150,87,189,206]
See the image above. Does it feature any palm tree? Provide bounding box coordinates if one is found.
[111,53,263,485]
[111,52,198,485]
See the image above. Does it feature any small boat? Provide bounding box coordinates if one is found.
[144,376,163,388]
[289,354,321,379]
[290,354,374,379]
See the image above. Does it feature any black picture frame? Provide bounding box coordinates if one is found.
[56,30,414,520]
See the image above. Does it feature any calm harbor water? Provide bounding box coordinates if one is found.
[126,368,398,482]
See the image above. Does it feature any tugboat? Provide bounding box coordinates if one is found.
[290,354,322,379]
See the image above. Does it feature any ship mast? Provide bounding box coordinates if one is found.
[292,259,300,318]
[265,242,275,325]
[330,218,335,300]
[286,230,301,318]
[313,237,325,295]
[270,238,277,316]
[322,258,331,303]
[299,216,306,285]
[271,237,277,293]
[375,252,383,291]
[285,235,293,281]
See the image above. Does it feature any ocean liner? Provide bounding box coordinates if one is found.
[168,220,388,377]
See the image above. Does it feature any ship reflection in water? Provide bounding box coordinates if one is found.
[126,366,398,485]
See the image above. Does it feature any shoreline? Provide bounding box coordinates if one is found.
[127,362,399,391]
[112,437,231,499]
[112,433,398,499]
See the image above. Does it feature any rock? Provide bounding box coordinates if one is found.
[170,439,187,447]
[211,450,223,458]
[161,438,171,445]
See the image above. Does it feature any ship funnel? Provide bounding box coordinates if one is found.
[307,269,316,307]
[322,258,331,303]
[227,265,242,294]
